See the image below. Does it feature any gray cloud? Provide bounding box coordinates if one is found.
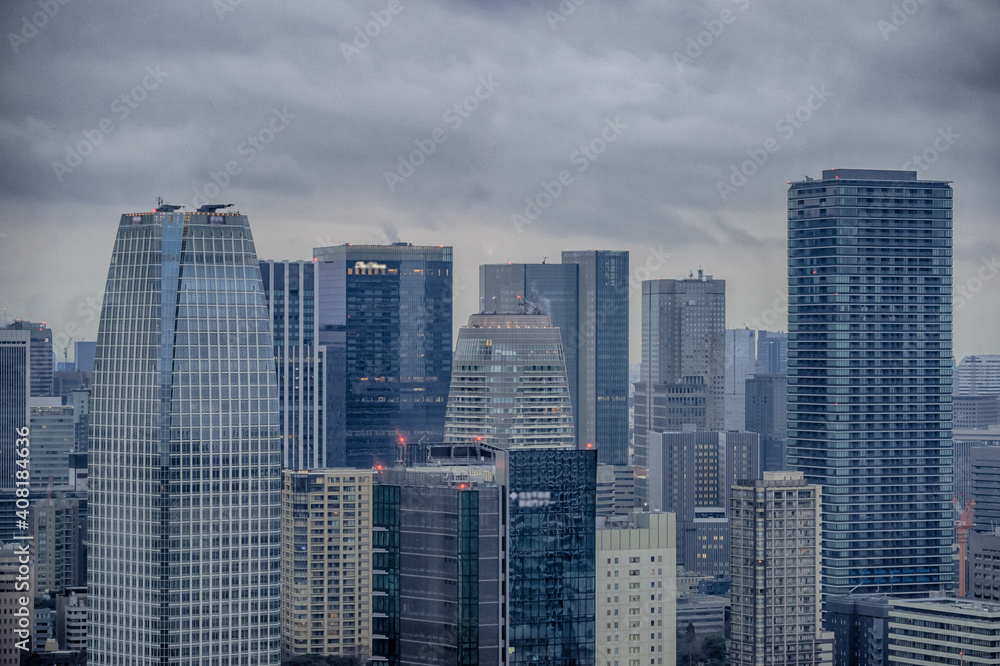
[0,0,997,360]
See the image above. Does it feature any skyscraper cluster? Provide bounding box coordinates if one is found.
[5,165,987,666]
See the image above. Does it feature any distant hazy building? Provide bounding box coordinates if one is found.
[28,402,74,492]
[787,169,954,597]
[3,321,53,397]
[824,594,890,666]
[31,496,82,594]
[595,512,676,666]
[745,374,787,471]
[970,531,1000,602]
[675,594,728,636]
[888,598,1000,663]
[730,472,832,666]
[315,243,453,468]
[280,469,374,661]
[0,329,30,492]
[635,274,725,504]
[596,464,635,518]
[724,328,756,431]
[755,330,788,375]
[954,394,1000,429]
[445,313,575,449]
[972,445,1000,533]
[260,259,327,470]
[957,355,1000,396]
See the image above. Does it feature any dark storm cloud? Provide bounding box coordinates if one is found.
[0,0,997,359]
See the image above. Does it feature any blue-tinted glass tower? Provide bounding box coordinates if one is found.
[787,169,954,597]
[89,206,281,663]
[260,260,326,470]
[314,243,452,469]
[563,250,629,465]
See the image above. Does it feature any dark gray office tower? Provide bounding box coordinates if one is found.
[260,260,327,470]
[3,320,53,396]
[563,250,629,465]
[315,243,452,469]
[745,374,788,471]
[787,169,954,597]
[635,274,725,503]
[89,206,281,663]
[755,330,788,375]
[479,262,580,443]
[379,468,502,665]
[74,341,97,374]
[0,329,29,492]
[825,595,891,666]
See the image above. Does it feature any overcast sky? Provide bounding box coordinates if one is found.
[1,0,997,363]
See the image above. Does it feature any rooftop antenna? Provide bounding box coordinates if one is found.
[492,296,498,314]
[542,256,548,264]
[480,297,485,314]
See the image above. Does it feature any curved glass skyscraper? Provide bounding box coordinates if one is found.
[89,207,281,663]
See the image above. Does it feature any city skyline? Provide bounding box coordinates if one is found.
[0,2,997,365]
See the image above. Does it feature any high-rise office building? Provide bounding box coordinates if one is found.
[29,402,75,491]
[724,328,756,431]
[480,251,629,463]
[957,354,1000,396]
[755,330,788,375]
[480,262,580,444]
[89,205,281,663]
[260,260,327,470]
[745,374,788,471]
[0,329,30,492]
[787,169,954,597]
[563,250,629,465]
[595,512,677,666]
[635,274,725,504]
[315,243,452,468]
[280,469,374,661]
[3,320,53,397]
[730,471,833,666]
[824,594,891,666]
[444,313,575,450]
[31,495,82,594]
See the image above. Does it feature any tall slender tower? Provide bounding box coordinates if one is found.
[89,205,281,663]
[787,169,954,597]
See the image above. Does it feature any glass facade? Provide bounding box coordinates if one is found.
[314,244,452,469]
[260,260,326,470]
[372,483,400,665]
[787,169,954,597]
[563,250,629,465]
[500,447,597,665]
[480,263,580,447]
[0,330,29,492]
[89,209,281,663]
[445,314,575,449]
